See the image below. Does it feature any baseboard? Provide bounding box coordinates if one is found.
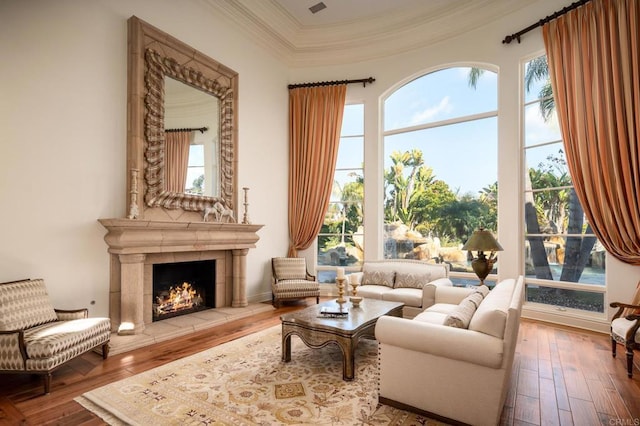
[522,304,610,334]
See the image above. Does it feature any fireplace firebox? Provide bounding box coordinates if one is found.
[152,260,215,321]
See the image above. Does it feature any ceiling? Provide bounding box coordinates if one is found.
[204,0,535,67]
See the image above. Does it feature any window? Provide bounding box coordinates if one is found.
[186,144,204,195]
[523,54,605,313]
[317,104,364,283]
[383,67,498,286]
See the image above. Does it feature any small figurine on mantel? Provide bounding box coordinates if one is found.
[203,201,235,223]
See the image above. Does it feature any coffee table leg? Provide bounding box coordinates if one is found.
[282,331,292,362]
[341,339,355,381]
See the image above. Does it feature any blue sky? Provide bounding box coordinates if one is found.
[335,64,563,197]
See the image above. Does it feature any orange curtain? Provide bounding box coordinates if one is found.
[288,85,347,257]
[542,0,640,264]
[165,131,191,193]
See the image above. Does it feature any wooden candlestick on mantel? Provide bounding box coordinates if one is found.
[242,187,251,224]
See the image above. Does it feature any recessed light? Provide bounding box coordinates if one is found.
[309,2,327,14]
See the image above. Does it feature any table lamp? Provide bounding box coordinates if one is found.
[462,227,503,285]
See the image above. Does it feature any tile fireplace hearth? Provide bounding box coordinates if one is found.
[99,218,263,336]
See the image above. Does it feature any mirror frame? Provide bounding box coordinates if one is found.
[127,16,238,215]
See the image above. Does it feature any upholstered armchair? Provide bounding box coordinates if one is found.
[271,257,320,307]
[610,285,640,378]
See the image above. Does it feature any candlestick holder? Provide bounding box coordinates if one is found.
[127,168,139,219]
[349,279,362,307]
[242,187,251,224]
[336,278,346,303]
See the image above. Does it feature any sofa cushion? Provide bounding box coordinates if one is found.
[469,279,516,338]
[357,284,394,299]
[424,303,459,315]
[413,310,449,324]
[395,272,431,289]
[0,279,58,331]
[24,317,111,358]
[443,292,483,328]
[361,265,395,287]
[381,288,422,307]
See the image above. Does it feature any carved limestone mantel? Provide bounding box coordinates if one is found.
[98,219,263,335]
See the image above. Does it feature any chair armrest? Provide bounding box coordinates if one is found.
[434,286,476,304]
[305,271,316,281]
[375,316,504,368]
[421,277,453,308]
[0,330,28,370]
[55,308,89,321]
[610,302,640,320]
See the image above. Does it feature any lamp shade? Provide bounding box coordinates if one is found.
[462,228,503,252]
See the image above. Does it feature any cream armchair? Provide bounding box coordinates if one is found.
[610,283,640,378]
[271,257,320,307]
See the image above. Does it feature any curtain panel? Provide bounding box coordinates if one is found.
[542,0,640,264]
[288,85,347,257]
[165,131,192,193]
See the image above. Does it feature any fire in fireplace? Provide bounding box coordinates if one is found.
[152,260,215,321]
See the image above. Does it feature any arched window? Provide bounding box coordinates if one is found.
[383,66,498,286]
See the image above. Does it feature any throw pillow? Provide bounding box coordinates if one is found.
[394,272,431,289]
[361,269,395,287]
[444,297,477,329]
[465,291,485,309]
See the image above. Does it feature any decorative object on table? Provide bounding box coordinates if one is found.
[461,227,503,285]
[241,186,251,224]
[336,267,346,303]
[349,273,362,307]
[319,305,349,318]
[127,168,139,219]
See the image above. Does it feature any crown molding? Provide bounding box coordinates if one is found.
[201,0,536,67]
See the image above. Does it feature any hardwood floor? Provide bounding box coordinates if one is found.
[0,300,638,426]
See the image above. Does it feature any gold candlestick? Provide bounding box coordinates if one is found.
[349,277,362,307]
[336,278,346,303]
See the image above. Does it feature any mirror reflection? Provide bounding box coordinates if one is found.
[164,77,220,197]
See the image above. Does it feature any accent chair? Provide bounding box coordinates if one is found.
[271,257,320,307]
[610,281,640,378]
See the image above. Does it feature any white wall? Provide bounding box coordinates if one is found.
[0,0,290,314]
[289,0,640,328]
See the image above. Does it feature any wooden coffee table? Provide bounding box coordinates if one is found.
[281,298,403,381]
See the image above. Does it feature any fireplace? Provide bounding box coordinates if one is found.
[99,219,263,335]
[152,260,215,321]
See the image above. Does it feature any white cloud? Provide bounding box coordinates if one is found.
[409,96,453,125]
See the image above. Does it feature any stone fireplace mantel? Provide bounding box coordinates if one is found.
[99,218,263,335]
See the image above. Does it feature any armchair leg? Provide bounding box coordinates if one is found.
[102,342,110,359]
[44,373,51,394]
[626,346,634,378]
[316,296,319,304]
[612,338,617,357]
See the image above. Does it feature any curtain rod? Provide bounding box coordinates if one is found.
[164,127,208,133]
[502,0,591,44]
[288,77,375,89]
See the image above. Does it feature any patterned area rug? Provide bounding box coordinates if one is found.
[76,325,447,425]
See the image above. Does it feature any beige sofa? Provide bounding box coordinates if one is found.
[0,279,111,394]
[350,260,452,318]
[375,276,524,426]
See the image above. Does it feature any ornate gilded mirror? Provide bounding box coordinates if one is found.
[127,16,237,216]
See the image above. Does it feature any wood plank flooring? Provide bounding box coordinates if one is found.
[0,300,638,426]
